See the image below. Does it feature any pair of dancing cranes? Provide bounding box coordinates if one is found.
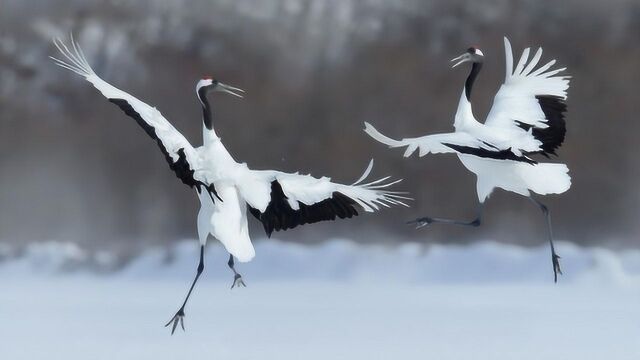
[51,36,570,334]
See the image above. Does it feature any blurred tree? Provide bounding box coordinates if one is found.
[0,0,638,249]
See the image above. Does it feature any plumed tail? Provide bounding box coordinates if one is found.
[518,162,571,195]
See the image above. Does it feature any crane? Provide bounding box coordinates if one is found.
[364,37,570,283]
[51,36,409,334]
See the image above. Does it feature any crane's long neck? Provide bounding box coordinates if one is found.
[454,62,482,130]
[198,88,219,145]
[465,62,482,101]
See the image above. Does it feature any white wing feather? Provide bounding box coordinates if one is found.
[364,122,491,157]
[484,37,570,130]
[237,162,409,214]
[50,37,195,163]
[50,36,211,191]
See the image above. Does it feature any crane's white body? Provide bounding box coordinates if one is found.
[52,38,407,264]
[194,139,404,262]
[457,154,569,202]
[365,37,571,202]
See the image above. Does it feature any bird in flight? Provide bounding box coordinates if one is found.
[364,37,570,282]
[51,36,409,334]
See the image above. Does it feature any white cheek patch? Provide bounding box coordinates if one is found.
[196,79,214,106]
[196,79,212,93]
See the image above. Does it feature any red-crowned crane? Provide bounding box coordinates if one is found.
[51,36,409,334]
[364,37,570,283]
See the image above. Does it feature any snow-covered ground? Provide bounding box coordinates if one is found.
[1,239,639,359]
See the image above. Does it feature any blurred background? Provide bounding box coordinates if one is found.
[1,0,639,254]
[2,1,640,358]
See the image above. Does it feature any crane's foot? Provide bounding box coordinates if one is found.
[406,217,433,229]
[164,307,186,335]
[552,253,563,283]
[231,273,246,289]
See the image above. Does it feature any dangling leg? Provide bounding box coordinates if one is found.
[407,203,484,229]
[165,245,205,334]
[529,197,562,282]
[227,254,246,289]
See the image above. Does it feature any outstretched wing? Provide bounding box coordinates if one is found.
[50,37,219,200]
[484,37,570,156]
[363,122,536,164]
[236,160,410,237]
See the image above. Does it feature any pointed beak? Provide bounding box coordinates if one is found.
[450,53,469,68]
[217,82,245,98]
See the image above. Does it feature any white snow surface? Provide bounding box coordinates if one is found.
[1,239,639,359]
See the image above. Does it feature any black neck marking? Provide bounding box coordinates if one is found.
[198,87,213,130]
[465,62,483,101]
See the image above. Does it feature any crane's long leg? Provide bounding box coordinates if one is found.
[165,245,205,335]
[227,254,246,289]
[529,197,562,283]
[407,203,484,229]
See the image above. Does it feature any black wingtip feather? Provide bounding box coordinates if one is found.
[442,143,537,165]
[248,181,359,237]
[535,95,567,155]
[516,95,567,157]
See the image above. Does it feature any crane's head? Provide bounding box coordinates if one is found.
[451,47,484,68]
[196,76,245,99]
